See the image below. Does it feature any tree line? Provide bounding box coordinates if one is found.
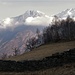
[26,16,75,50]
[43,16,75,43]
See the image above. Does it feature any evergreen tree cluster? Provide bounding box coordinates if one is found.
[43,16,75,43]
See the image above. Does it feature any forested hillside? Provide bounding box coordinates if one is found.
[43,16,75,43]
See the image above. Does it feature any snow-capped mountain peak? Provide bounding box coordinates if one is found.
[56,8,75,19]
[24,10,50,25]
[0,10,50,28]
[24,10,46,18]
[13,10,46,21]
[1,8,75,29]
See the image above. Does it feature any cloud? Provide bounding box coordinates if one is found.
[25,16,50,26]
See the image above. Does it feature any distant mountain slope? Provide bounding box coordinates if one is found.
[0,25,44,58]
[0,8,75,58]
[0,10,49,58]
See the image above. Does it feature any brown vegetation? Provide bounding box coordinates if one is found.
[6,40,75,61]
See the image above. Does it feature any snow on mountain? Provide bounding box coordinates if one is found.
[0,10,50,58]
[0,10,51,29]
[3,18,11,24]
[1,8,75,29]
[0,9,75,58]
[56,8,75,20]
[1,18,14,28]
[24,10,45,17]
[14,10,51,26]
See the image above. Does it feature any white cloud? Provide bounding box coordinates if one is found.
[25,16,50,26]
[1,18,14,28]
[26,17,34,23]
[4,18,11,24]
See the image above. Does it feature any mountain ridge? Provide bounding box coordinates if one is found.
[0,10,50,29]
[0,8,75,58]
[0,8,75,29]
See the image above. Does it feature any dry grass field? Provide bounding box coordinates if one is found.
[6,40,75,61]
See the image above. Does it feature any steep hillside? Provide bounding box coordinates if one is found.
[6,40,75,61]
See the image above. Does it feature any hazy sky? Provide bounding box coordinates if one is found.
[0,0,75,20]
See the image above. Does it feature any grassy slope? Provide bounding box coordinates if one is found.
[6,40,75,61]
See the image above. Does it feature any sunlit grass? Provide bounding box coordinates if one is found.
[6,40,75,61]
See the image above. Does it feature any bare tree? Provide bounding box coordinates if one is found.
[14,48,20,56]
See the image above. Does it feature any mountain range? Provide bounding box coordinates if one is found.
[0,8,75,58]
